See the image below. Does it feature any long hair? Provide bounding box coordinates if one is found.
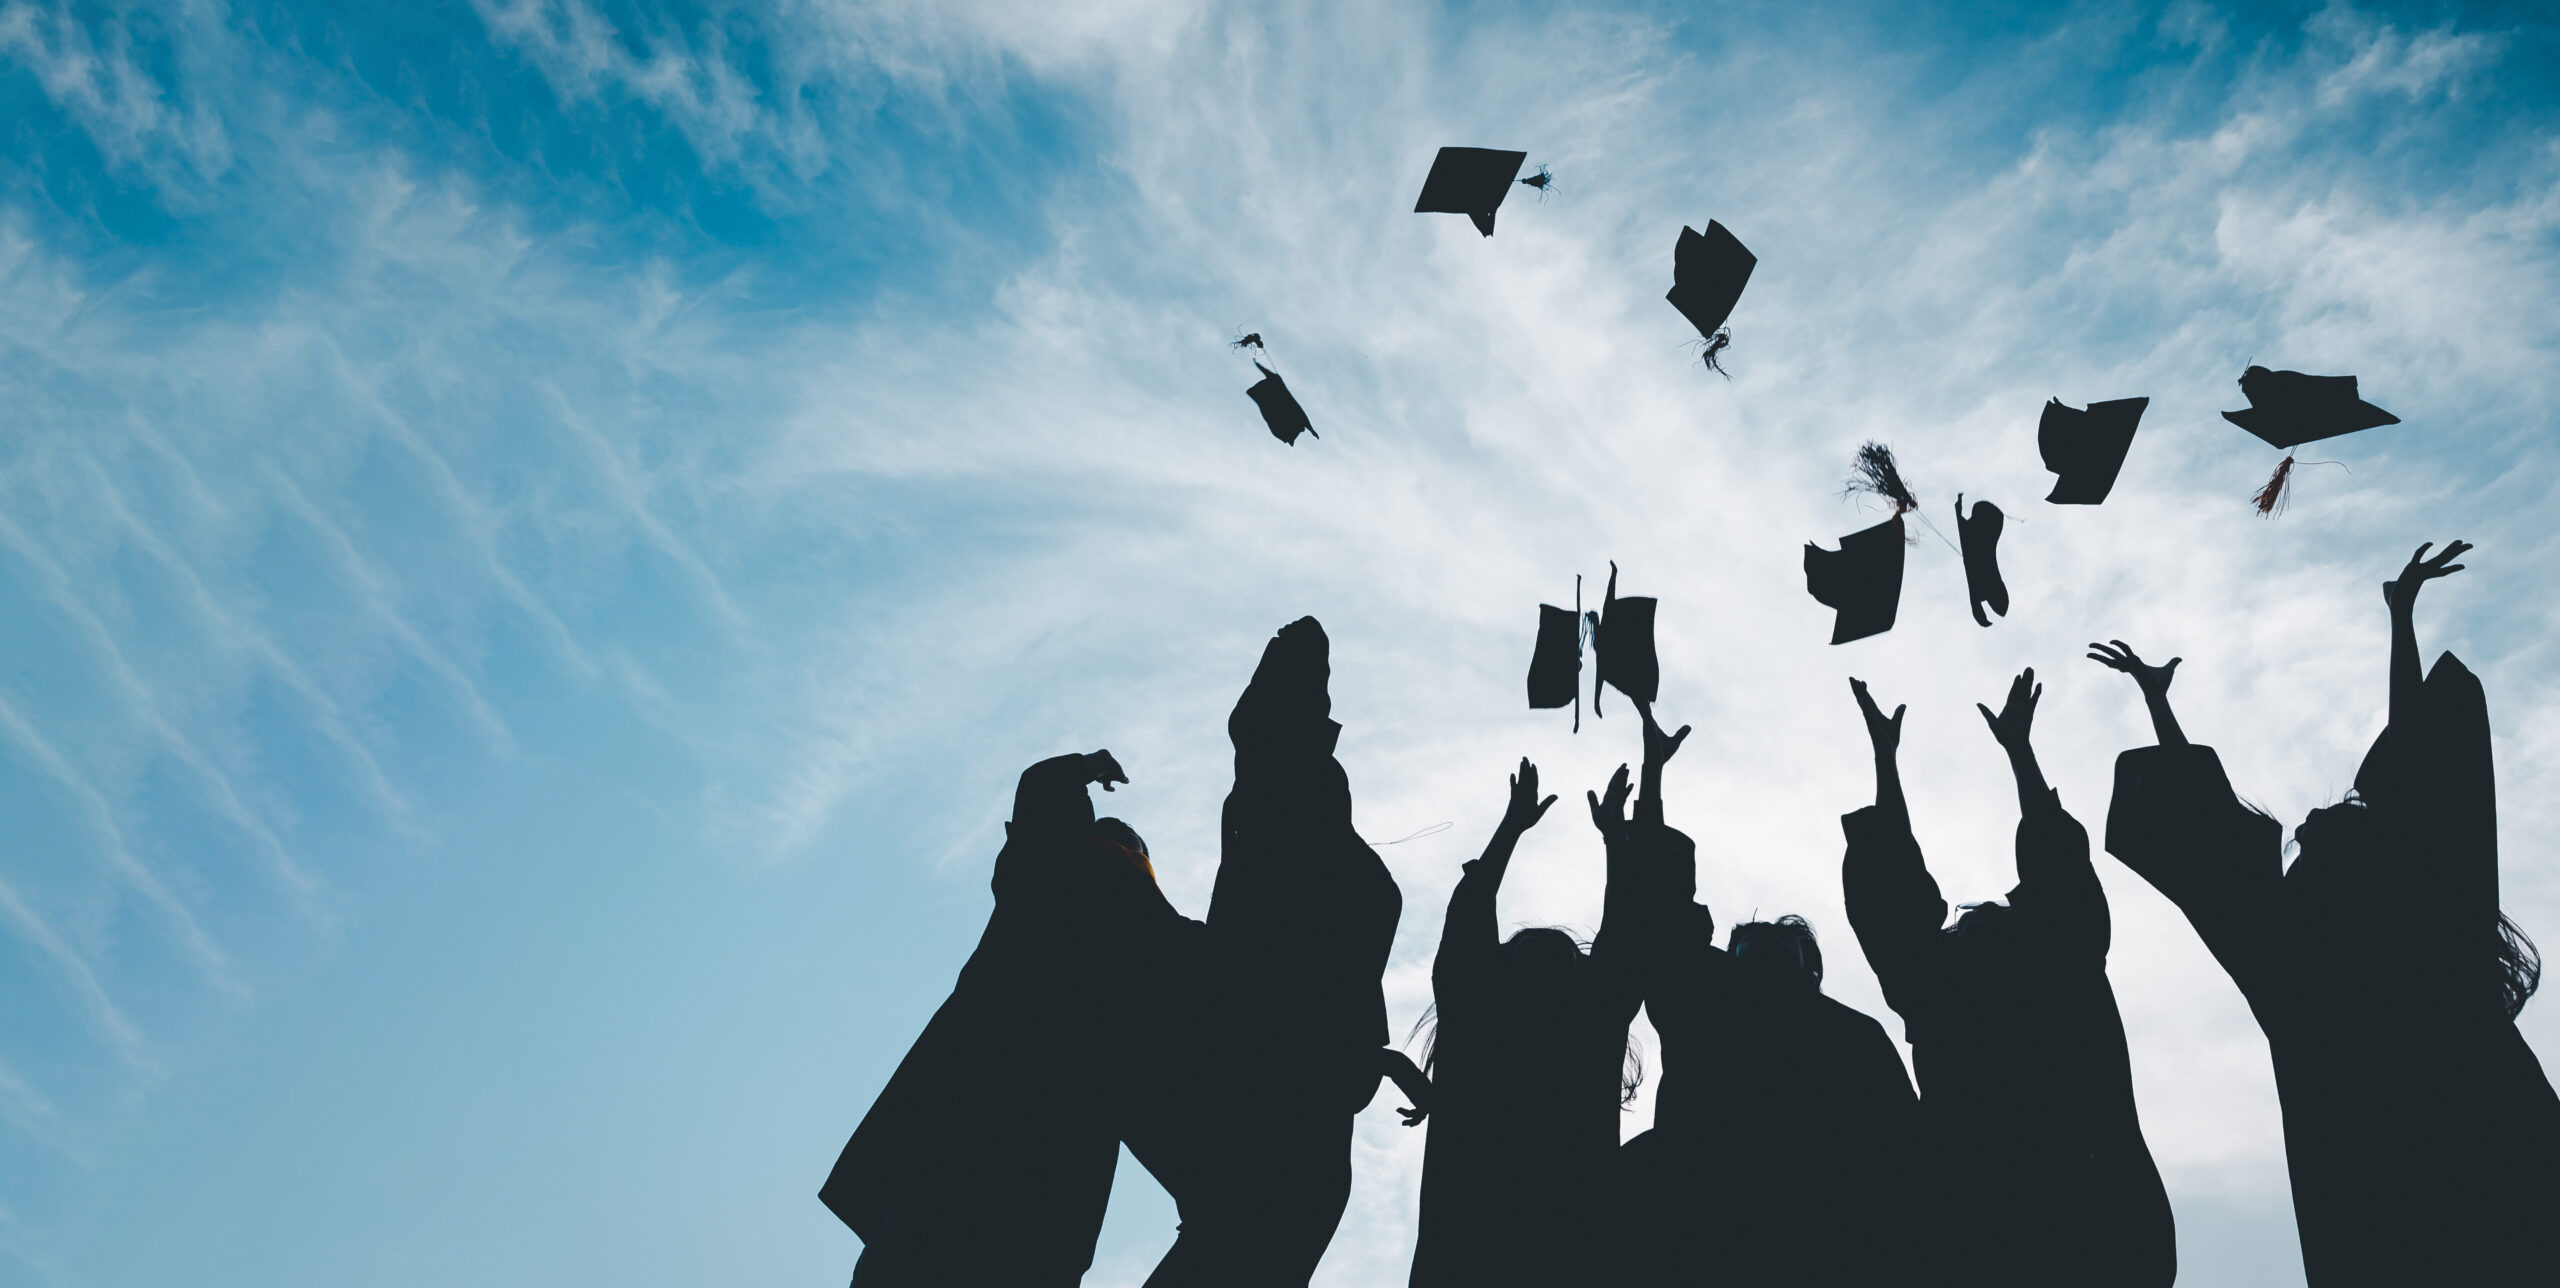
[2496,911,2542,1020]
[1407,926,1645,1107]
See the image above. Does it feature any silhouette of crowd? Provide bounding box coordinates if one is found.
[819,543,2554,1286]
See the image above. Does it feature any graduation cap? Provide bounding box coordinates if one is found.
[2039,396,2147,504]
[1955,495,2008,628]
[1245,362,1316,445]
[1415,147,1527,237]
[1804,516,1905,645]
[2222,367,2398,515]
[1528,577,1587,730]
[1591,561,1658,718]
[1666,222,1756,362]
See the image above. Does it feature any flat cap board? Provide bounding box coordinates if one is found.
[2221,367,2398,449]
[2039,396,2147,505]
[1416,147,1528,237]
[1528,604,1583,710]
[1804,516,1905,645]
[1592,563,1658,716]
[1666,221,1757,339]
[1246,362,1315,444]
[1955,497,2008,628]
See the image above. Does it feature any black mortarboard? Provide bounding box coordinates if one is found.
[1665,221,1756,341]
[1529,574,1585,731]
[1245,362,1315,445]
[1803,516,1905,645]
[2221,367,2398,448]
[1955,496,2008,628]
[1591,561,1658,717]
[2039,396,2146,504]
[1415,147,1527,237]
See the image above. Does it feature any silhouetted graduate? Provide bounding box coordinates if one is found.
[1605,705,1925,1286]
[1806,516,1906,644]
[1955,495,2009,628]
[2221,366,2397,515]
[2040,397,2146,504]
[820,751,1203,1287]
[1843,673,2174,1287]
[1406,758,1644,1288]
[1415,147,1528,237]
[1666,221,1754,375]
[2096,543,2560,1283]
[1246,362,1316,445]
[1136,618,1406,1288]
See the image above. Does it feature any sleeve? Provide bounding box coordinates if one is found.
[1433,859,1501,1002]
[2009,790,2108,960]
[2103,743,2285,998]
[2356,654,2498,930]
[1602,821,1701,1026]
[1841,805,1948,1026]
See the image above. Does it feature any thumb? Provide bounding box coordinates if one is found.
[1977,702,1998,728]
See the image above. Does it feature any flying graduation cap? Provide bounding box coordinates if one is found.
[1415,147,1529,237]
[1245,361,1316,445]
[2039,397,2147,504]
[1805,517,1906,645]
[1955,495,2009,628]
[2222,366,2397,515]
[1667,222,1756,374]
[1526,564,1659,729]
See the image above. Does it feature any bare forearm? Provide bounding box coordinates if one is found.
[2389,598,2421,737]
[2006,744,2050,816]
[2142,688,2187,747]
[1873,749,1909,826]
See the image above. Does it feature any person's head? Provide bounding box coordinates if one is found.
[2496,912,2542,1021]
[1499,926,1586,981]
[1729,915,1822,987]
[1090,817,1153,879]
[2291,797,2374,865]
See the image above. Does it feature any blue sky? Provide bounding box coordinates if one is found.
[1,2,2556,1284]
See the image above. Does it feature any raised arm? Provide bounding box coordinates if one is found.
[1635,703,1691,829]
[1850,678,1908,828]
[2385,540,2470,739]
[1441,758,1557,969]
[1980,669,2106,946]
[2086,641,2185,747]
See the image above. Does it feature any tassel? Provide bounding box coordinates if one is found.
[2254,455,2296,517]
[1701,327,1733,378]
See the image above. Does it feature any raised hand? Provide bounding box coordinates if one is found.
[1082,750,1130,792]
[2086,640,2179,698]
[1500,757,1560,835]
[1639,703,1693,771]
[1379,1048,1433,1126]
[1850,678,1905,755]
[1975,667,2042,752]
[2385,540,2471,612]
[1587,763,1633,839]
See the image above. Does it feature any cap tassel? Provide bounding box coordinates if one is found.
[2253,455,2296,517]
[1700,327,1733,378]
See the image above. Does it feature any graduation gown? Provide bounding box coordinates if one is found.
[1614,819,1924,1287]
[1407,845,1642,1287]
[1842,793,2173,1287]
[1136,618,1402,1288]
[2105,654,2560,1284]
[819,754,1201,1286]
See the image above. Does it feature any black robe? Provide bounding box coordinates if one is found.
[1613,819,1924,1286]
[1842,792,2174,1287]
[819,755,1200,1286]
[1407,844,1641,1286]
[2105,654,2560,1283]
[1136,618,1403,1288]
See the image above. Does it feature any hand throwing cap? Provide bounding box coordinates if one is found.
[1591,561,1659,717]
[1245,362,1315,445]
[1415,147,1528,237]
[1955,496,2009,628]
[1666,221,1756,340]
[2039,396,2146,504]
[1804,516,1905,645]
[2221,367,2398,448]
